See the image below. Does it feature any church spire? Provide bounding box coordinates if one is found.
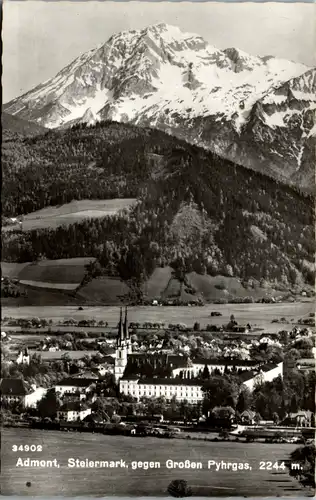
[117,307,124,346]
[124,306,129,340]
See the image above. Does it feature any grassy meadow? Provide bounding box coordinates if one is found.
[2,301,313,333]
[28,350,99,360]
[77,277,130,304]
[2,198,136,232]
[1,428,311,497]
[2,255,312,306]
[2,258,96,296]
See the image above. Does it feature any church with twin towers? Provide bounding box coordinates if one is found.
[114,307,132,383]
[114,307,283,404]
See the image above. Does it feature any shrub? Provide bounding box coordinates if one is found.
[167,480,192,498]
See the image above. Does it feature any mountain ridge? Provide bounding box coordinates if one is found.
[4,23,315,190]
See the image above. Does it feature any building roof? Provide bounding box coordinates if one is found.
[83,413,104,423]
[139,377,203,387]
[232,326,249,332]
[71,372,99,379]
[296,358,315,365]
[56,377,96,387]
[212,405,235,414]
[0,378,28,396]
[289,410,313,419]
[128,354,260,370]
[238,362,281,383]
[59,402,89,412]
[121,375,140,381]
[239,370,258,383]
[102,355,115,365]
[240,410,256,419]
[121,376,203,386]
[193,358,259,367]
[260,363,279,373]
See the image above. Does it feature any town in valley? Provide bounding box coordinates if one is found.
[1,1,315,497]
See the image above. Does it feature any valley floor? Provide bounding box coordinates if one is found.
[2,301,314,333]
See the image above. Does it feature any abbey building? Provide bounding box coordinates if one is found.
[114,309,283,404]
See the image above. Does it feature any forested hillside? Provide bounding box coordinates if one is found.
[2,121,187,216]
[2,112,47,138]
[2,120,314,289]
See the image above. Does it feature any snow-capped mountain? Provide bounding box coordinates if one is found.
[4,23,315,189]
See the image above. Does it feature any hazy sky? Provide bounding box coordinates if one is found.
[3,1,315,102]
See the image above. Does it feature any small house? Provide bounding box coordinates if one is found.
[16,348,30,365]
[0,378,28,406]
[0,378,44,407]
[55,377,98,398]
[240,410,256,425]
[57,402,91,422]
[232,325,249,334]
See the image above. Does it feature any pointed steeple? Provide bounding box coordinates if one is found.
[124,306,129,340]
[117,307,124,346]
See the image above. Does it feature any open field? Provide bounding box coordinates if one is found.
[187,272,274,300]
[2,258,132,303]
[18,280,78,290]
[3,258,298,302]
[1,428,311,497]
[2,301,314,333]
[2,198,137,231]
[2,258,97,295]
[143,268,284,302]
[143,266,173,298]
[1,262,31,279]
[17,259,94,284]
[28,350,99,360]
[2,258,95,284]
[77,276,131,304]
[2,259,313,306]
[1,284,84,307]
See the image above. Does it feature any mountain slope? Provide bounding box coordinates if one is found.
[2,121,314,290]
[4,23,315,189]
[2,112,47,138]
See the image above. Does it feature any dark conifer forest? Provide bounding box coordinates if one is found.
[2,120,315,287]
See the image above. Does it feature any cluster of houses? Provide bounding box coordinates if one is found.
[114,308,284,403]
[0,374,97,421]
[1,309,312,424]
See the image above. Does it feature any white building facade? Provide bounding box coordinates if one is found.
[16,348,30,365]
[57,404,91,422]
[120,378,204,404]
[55,378,96,398]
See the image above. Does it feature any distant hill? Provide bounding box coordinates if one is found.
[2,111,47,138]
[2,120,314,291]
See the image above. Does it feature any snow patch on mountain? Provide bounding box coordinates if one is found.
[5,23,309,130]
[3,23,315,190]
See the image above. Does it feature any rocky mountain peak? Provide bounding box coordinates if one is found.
[3,24,314,190]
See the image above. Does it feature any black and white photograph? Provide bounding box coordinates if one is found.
[1,0,315,497]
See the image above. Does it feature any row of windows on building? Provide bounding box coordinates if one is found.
[120,383,203,402]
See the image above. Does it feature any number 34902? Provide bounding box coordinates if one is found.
[12,445,43,452]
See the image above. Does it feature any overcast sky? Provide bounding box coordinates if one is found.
[3,1,315,103]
